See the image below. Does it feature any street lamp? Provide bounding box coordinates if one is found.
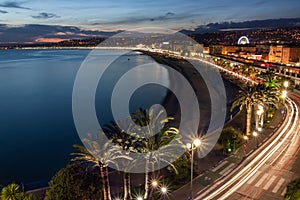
[243,135,249,155]
[186,138,201,199]
[152,180,158,188]
[256,109,263,130]
[257,127,262,132]
[253,131,258,148]
[283,81,289,88]
[137,197,143,200]
[282,90,287,98]
[149,180,159,199]
[161,186,168,200]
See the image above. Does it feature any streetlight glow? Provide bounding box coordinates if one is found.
[137,197,143,200]
[193,138,201,147]
[258,104,264,111]
[152,180,158,187]
[283,81,289,88]
[253,131,258,137]
[186,143,192,149]
[282,90,287,98]
[257,109,263,115]
[243,135,249,140]
[257,127,262,132]
[161,186,167,194]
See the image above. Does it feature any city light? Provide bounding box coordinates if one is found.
[283,81,289,88]
[257,109,263,115]
[243,135,249,140]
[186,143,192,149]
[253,131,258,137]
[161,186,168,194]
[137,197,143,200]
[193,138,201,147]
[282,90,287,98]
[152,180,158,188]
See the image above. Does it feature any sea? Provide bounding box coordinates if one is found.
[0,49,238,186]
[0,49,170,185]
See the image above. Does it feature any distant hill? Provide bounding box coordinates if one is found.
[181,18,300,34]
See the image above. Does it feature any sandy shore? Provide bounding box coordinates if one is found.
[140,50,240,133]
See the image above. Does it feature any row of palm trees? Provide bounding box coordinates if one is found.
[230,66,283,135]
[72,108,185,200]
[71,62,284,199]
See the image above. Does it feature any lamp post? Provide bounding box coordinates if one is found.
[243,135,249,155]
[149,180,158,199]
[256,104,264,130]
[186,138,201,200]
[253,131,258,148]
[282,90,287,99]
[161,186,167,200]
[283,81,289,89]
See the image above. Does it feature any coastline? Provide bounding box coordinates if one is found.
[140,50,240,132]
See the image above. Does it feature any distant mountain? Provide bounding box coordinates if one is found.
[0,24,120,45]
[181,18,300,34]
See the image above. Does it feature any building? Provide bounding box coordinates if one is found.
[269,45,300,64]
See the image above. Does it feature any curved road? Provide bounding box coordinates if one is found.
[195,96,299,200]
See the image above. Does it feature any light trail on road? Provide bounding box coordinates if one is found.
[195,97,299,200]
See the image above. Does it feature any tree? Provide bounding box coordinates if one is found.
[218,127,243,153]
[231,84,280,135]
[231,87,262,135]
[284,179,300,200]
[129,108,184,199]
[72,141,129,200]
[257,71,282,89]
[1,183,32,200]
[45,162,102,200]
[103,120,144,200]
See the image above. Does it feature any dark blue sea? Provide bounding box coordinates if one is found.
[0,49,170,184]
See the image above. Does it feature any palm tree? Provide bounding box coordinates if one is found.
[103,120,144,200]
[1,183,30,200]
[72,139,130,200]
[129,108,184,199]
[231,86,263,135]
[231,84,280,135]
[257,71,282,89]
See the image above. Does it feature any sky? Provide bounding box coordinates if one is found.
[0,0,300,43]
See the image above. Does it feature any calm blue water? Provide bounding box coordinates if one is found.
[0,49,169,184]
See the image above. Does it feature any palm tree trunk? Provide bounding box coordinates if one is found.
[246,105,252,135]
[144,157,150,200]
[254,105,259,130]
[123,172,131,200]
[100,165,112,200]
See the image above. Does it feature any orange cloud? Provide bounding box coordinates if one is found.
[35,37,66,43]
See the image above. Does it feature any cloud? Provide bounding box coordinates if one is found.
[0,9,8,13]
[0,24,117,44]
[0,1,30,10]
[31,12,60,19]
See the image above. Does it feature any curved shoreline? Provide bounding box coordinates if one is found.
[140,50,240,132]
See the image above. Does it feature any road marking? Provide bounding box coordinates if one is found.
[197,184,218,196]
[263,175,276,190]
[219,163,235,176]
[272,178,285,193]
[211,160,228,172]
[255,173,269,187]
[263,138,268,142]
[247,171,261,184]
[222,164,236,176]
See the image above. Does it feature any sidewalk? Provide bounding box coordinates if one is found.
[169,104,286,200]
